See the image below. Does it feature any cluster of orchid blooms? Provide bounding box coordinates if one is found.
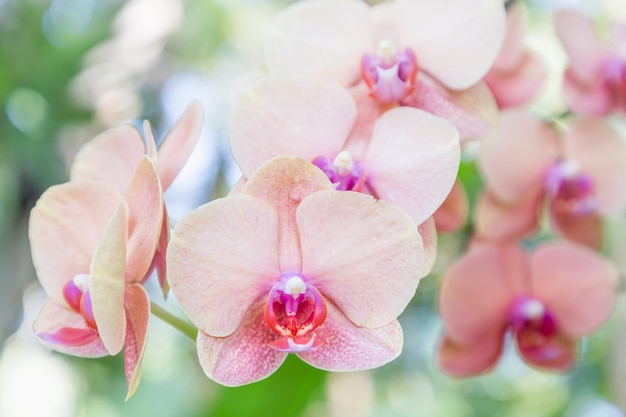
[27,0,626,398]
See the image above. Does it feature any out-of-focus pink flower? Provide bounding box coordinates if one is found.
[484,3,546,108]
[555,9,626,116]
[438,241,617,376]
[230,77,459,274]
[263,0,504,140]
[433,180,469,233]
[167,156,425,386]
[476,109,626,248]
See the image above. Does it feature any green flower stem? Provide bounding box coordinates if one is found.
[150,302,197,341]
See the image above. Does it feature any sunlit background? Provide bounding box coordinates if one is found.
[2,0,626,416]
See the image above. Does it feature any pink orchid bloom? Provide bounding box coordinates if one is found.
[555,9,626,116]
[483,2,547,108]
[263,0,505,141]
[167,156,425,386]
[476,109,626,248]
[433,180,469,233]
[70,101,203,295]
[230,76,460,275]
[439,241,617,376]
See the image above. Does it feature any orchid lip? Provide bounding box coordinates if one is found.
[312,152,366,192]
[361,40,418,103]
[62,273,98,331]
[544,160,597,216]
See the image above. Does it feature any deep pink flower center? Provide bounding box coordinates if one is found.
[602,55,626,103]
[312,151,366,192]
[509,296,557,352]
[544,161,596,215]
[361,40,418,103]
[62,273,97,330]
[264,274,327,353]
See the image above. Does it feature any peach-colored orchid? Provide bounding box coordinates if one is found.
[438,241,617,376]
[263,0,504,140]
[230,77,459,275]
[555,9,626,116]
[476,109,626,248]
[167,156,424,386]
[483,2,546,108]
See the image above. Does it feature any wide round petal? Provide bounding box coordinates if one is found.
[395,0,505,90]
[433,180,468,233]
[196,298,287,387]
[492,2,526,71]
[479,109,559,204]
[548,208,602,249]
[263,0,374,86]
[33,298,107,358]
[29,181,125,305]
[230,77,358,177]
[438,331,504,377]
[167,194,280,337]
[88,203,128,355]
[562,69,614,116]
[297,190,423,329]
[439,242,526,346]
[529,242,618,339]
[70,125,145,193]
[517,332,576,372]
[361,106,460,225]
[297,302,403,372]
[474,190,541,242]
[123,284,150,400]
[485,52,546,108]
[564,118,626,214]
[157,100,203,190]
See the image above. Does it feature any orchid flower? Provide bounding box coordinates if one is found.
[483,2,547,108]
[476,109,626,248]
[230,76,459,275]
[263,0,505,140]
[167,156,424,386]
[438,241,617,376]
[555,9,626,116]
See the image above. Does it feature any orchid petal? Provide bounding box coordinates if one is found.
[440,243,525,346]
[395,0,505,90]
[124,156,163,282]
[433,180,468,233]
[153,204,170,297]
[297,190,423,329]
[517,332,576,372]
[485,53,546,108]
[418,216,438,278]
[70,125,145,193]
[438,331,504,377]
[362,107,460,225]
[33,298,107,357]
[298,303,403,371]
[263,0,374,86]
[548,208,603,249]
[230,77,357,177]
[474,190,541,242]
[167,194,279,337]
[196,298,287,387]
[88,203,128,355]
[562,69,614,116]
[157,100,203,190]
[123,284,150,400]
[29,181,124,305]
[479,109,559,204]
[492,3,527,71]
[530,242,617,338]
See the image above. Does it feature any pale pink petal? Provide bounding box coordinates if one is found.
[433,180,468,233]
[29,181,124,305]
[564,118,626,214]
[123,284,150,399]
[418,216,437,277]
[438,331,504,377]
[395,0,506,90]
[479,109,559,204]
[530,242,618,338]
[196,298,287,387]
[153,203,170,297]
[517,332,576,372]
[344,82,387,152]
[361,107,460,225]
[70,125,145,193]
[484,52,547,108]
[554,10,608,85]
[402,77,499,142]
[474,190,541,242]
[263,0,374,86]
[298,303,403,371]
[370,1,398,44]
[167,194,279,337]
[34,298,107,358]
[440,243,526,346]
[157,100,203,190]
[124,156,163,282]
[563,68,615,116]
[297,190,423,329]
[88,203,128,355]
[230,77,357,177]
[492,2,527,71]
[548,208,603,249]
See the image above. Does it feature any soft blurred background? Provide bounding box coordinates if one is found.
[2,0,626,416]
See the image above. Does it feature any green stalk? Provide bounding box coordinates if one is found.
[150,302,197,341]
